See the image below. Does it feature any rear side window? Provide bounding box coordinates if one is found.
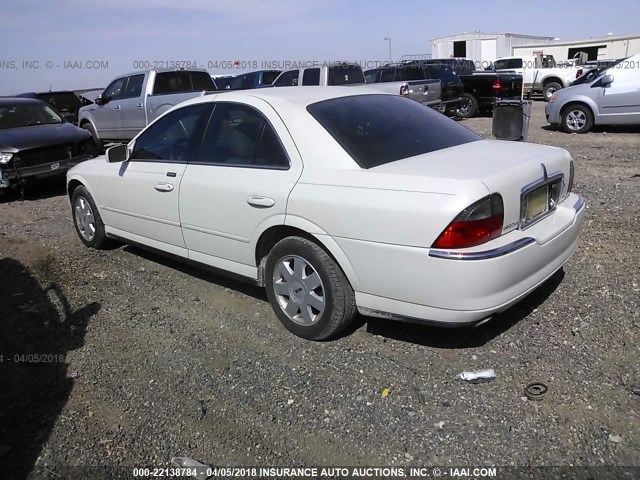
[197,103,289,168]
[36,92,81,112]
[307,95,480,169]
[153,71,215,95]
[327,65,365,85]
[302,68,320,86]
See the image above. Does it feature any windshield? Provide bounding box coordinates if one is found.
[0,103,64,129]
[36,92,81,112]
[307,94,480,169]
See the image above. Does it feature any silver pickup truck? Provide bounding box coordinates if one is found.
[78,69,217,149]
[272,62,442,108]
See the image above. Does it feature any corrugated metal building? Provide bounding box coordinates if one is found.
[431,32,556,67]
[512,34,640,61]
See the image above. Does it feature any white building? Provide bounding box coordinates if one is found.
[512,34,640,61]
[430,32,556,66]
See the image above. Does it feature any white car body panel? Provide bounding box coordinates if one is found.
[68,87,585,327]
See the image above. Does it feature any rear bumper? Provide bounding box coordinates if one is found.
[0,155,91,187]
[338,194,586,325]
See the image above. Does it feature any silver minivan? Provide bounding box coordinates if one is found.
[545,54,640,133]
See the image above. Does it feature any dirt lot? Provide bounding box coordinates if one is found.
[1,101,638,478]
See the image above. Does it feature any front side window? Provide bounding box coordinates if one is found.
[197,103,289,168]
[307,94,480,169]
[130,104,210,161]
[103,78,126,100]
[274,70,299,87]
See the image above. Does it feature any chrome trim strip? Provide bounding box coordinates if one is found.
[102,206,181,227]
[182,223,250,243]
[428,237,536,261]
[573,196,585,212]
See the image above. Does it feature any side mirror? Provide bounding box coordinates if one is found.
[106,144,128,163]
[95,95,111,105]
[601,74,614,85]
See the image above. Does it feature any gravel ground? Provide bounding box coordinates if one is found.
[0,101,638,479]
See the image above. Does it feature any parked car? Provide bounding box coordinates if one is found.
[67,87,585,340]
[276,62,442,108]
[363,66,441,108]
[15,90,83,124]
[490,54,583,101]
[78,68,217,150]
[230,70,281,90]
[372,62,463,114]
[546,54,640,133]
[413,59,522,118]
[0,98,96,194]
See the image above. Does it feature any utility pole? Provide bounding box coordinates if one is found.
[384,36,392,64]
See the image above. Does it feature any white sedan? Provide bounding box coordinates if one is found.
[67,87,585,340]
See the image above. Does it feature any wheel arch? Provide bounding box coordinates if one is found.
[542,76,563,87]
[254,219,361,291]
[560,99,596,120]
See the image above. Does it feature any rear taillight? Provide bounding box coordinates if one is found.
[567,160,575,193]
[576,69,583,79]
[400,85,409,96]
[432,195,504,249]
[492,80,503,92]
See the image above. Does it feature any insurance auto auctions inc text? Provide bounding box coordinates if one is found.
[210,466,497,478]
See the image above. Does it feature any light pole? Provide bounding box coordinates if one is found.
[384,36,392,64]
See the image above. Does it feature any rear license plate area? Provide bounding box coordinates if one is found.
[522,180,561,227]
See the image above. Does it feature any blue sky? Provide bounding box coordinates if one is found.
[1,0,639,95]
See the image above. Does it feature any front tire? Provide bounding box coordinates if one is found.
[543,81,562,102]
[71,186,112,249]
[81,123,103,154]
[455,93,479,118]
[265,236,356,340]
[561,104,593,134]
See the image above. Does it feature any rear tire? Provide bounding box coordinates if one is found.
[265,236,356,340]
[455,93,479,118]
[71,186,112,249]
[561,104,593,134]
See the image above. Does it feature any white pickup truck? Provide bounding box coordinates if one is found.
[491,55,582,101]
[78,69,217,149]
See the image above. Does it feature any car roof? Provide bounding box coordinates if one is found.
[179,86,391,110]
[0,97,48,107]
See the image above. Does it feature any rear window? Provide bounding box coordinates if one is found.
[307,95,480,169]
[327,65,365,85]
[425,65,460,84]
[396,66,426,81]
[494,58,523,70]
[153,71,215,95]
[36,92,80,112]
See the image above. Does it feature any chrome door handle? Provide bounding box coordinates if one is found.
[114,105,121,110]
[136,103,143,108]
[154,183,174,192]
[247,195,275,208]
